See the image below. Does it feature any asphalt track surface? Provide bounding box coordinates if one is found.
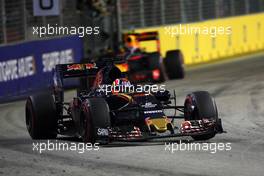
[0,53,264,176]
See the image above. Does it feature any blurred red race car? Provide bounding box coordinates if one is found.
[114,31,185,83]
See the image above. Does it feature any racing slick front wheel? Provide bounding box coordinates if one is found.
[184,91,218,141]
[163,50,184,79]
[82,98,111,144]
[25,93,57,139]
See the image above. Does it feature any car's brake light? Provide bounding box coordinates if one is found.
[152,69,160,80]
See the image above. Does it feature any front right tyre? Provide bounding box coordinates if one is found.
[81,98,111,144]
[184,91,218,140]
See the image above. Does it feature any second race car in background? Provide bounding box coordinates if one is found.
[115,31,185,83]
[82,31,185,83]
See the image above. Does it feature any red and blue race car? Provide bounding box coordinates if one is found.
[25,60,224,144]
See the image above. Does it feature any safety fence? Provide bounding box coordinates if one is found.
[118,0,264,65]
[118,0,264,30]
[133,13,264,65]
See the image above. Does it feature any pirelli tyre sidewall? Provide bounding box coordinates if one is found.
[82,98,111,144]
[184,91,218,140]
[25,93,57,139]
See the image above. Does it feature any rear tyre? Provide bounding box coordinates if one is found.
[184,91,218,140]
[25,93,57,139]
[164,50,184,79]
[82,98,111,144]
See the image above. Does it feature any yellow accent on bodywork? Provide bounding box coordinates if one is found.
[148,118,168,132]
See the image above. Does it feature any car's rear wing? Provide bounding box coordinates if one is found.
[123,31,159,42]
[53,63,98,90]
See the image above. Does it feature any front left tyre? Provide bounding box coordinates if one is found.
[25,93,57,139]
[81,98,111,144]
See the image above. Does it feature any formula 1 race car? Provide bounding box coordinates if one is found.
[25,60,223,144]
[116,31,185,82]
[85,31,184,83]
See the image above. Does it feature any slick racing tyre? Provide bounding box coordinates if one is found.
[82,98,111,144]
[184,91,218,140]
[25,93,57,139]
[164,50,185,79]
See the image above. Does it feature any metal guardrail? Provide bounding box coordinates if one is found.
[1,0,264,46]
[118,0,264,30]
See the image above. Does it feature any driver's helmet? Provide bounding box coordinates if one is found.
[125,35,140,50]
[112,78,132,94]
